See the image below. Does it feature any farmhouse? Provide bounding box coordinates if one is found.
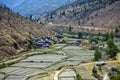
[94,61,107,66]
[37,42,44,48]
[33,38,39,42]
[41,36,51,42]
[99,42,107,48]
[32,36,52,48]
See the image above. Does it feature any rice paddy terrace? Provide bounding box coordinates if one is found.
[0,43,96,80]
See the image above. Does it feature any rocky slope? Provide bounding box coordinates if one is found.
[41,0,120,28]
[0,6,52,61]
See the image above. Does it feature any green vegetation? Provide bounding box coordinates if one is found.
[110,31,114,40]
[94,48,102,61]
[27,35,33,40]
[109,67,120,80]
[31,42,38,49]
[104,32,115,41]
[104,31,120,59]
[111,75,120,80]
[0,63,7,69]
[0,57,24,69]
[68,26,72,33]
[106,39,119,58]
[27,35,36,49]
[62,32,78,39]
[76,74,83,80]
[92,66,99,78]
[78,32,82,39]
[104,32,110,41]
[115,28,119,34]
[92,66,97,74]
[89,35,99,44]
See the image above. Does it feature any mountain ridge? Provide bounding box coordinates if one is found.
[0,0,25,9]
[0,0,76,19]
[41,0,120,28]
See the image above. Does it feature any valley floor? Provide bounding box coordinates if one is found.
[0,39,120,80]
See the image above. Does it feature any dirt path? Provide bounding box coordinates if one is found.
[53,71,60,80]
[53,68,65,80]
[103,72,109,80]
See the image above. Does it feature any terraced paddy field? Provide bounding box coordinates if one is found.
[115,42,120,50]
[0,54,66,80]
[0,73,5,80]
[59,69,76,80]
[75,63,97,80]
[53,44,67,50]
[0,44,95,80]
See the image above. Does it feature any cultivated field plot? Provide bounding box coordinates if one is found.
[46,61,80,71]
[0,45,95,80]
[67,56,93,61]
[46,64,63,71]
[0,67,21,73]
[53,44,66,49]
[59,61,81,66]
[63,47,94,63]
[59,78,75,80]
[115,43,120,50]
[11,62,50,68]
[0,54,67,80]
[5,75,26,80]
[0,67,47,80]
[10,54,67,69]
[45,46,95,71]
[21,54,66,62]
[63,46,80,50]
[76,66,97,80]
[59,69,76,80]
[8,68,47,76]
[63,49,94,56]
[0,73,5,80]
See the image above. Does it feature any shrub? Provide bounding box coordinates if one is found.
[92,66,97,74]
[76,74,83,80]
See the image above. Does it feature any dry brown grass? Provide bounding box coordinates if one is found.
[0,6,54,62]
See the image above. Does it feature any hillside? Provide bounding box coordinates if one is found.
[0,0,76,19]
[0,0,25,9]
[41,0,120,28]
[0,6,52,61]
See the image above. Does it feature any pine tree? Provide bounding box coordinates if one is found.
[104,32,110,41]
[110,31,114,40]
[115,28,119,34]
[107,39,119,58]
[68,26,72,33]
[94,47,102,61]
[78,32,82,39]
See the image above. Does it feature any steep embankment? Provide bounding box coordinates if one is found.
[41,0,120,28]
[0,6,52,61]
